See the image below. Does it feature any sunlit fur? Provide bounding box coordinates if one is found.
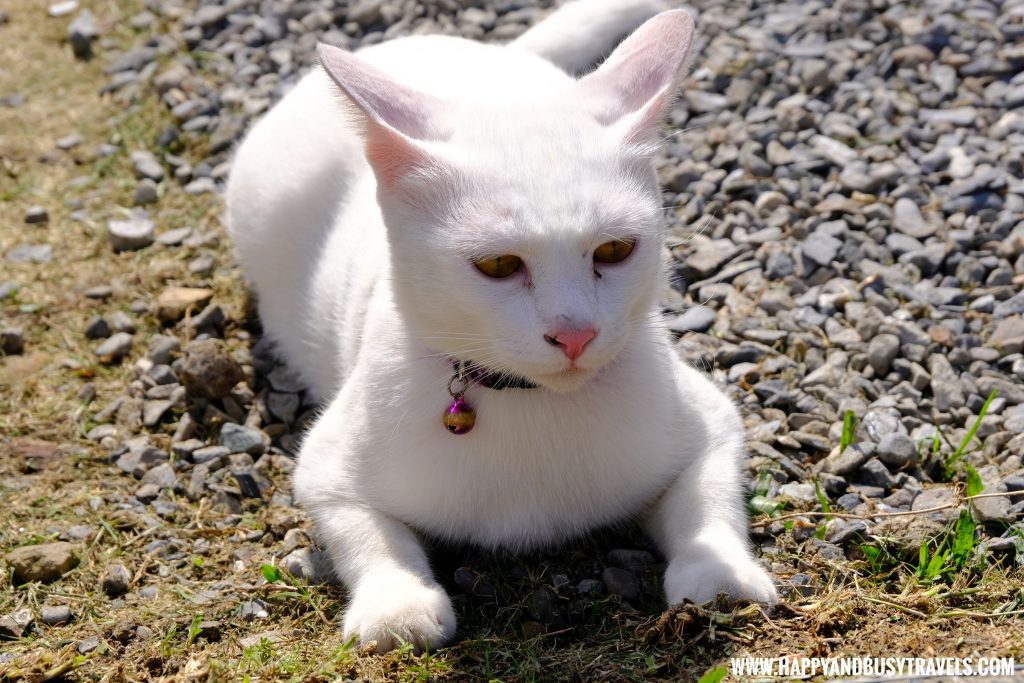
[227,0,777,653]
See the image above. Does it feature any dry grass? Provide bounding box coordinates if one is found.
[1,1,1023,681]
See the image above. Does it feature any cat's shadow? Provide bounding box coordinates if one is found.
[423,524,668,641]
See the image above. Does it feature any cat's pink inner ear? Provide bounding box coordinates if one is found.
[317,43,448,184]
[578,10,695,138]
[364,125,434,187]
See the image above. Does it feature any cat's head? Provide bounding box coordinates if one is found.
[319,11,695,393]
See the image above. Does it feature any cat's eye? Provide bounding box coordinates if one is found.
[593,238,636,264]
[474,254,523,278]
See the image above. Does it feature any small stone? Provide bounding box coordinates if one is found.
[0,609,33,639]
[142,399,173,427]
[6,244,52,263]
[607,549,656,570]
[106,311,134,334]
[179,339,244,399]
[102,563,132,597]
[83,285,112,300]
[221,423,266,455]
[576,579,605,595]
[25,206,48,224]
[188,303,224,331]
[48,0,78,17]
[134,179,159,205]
[876,433,917,470]
[192,445,229,465]
[40,605,72,625]
[802,232,843,267]
[929,354,965,411]
[911,487,958,523]
[525,587,558,623]
[68,9,99,59]
[141,462,177,489]
[156,287,213,322]
[130,150,164,182]
[867,334,899,376]
[94,332,132,364]
[57,133,84,150]
[972,494,1014,525]
[108,209,154,252]
[5,542,79,583]
[84,316,111,340]
[267,392,299,423]
[601,567,640,602]
[1,328,25,355]
[282,548,332,583]
[232,468,264,499]
[156,226,193,246]
[76,635,101,654]
[147,334,181,364]
[239,599,270,621]
[893,198,934,239]
[816,443,873,476]
[188,253,215,276]
[778,482,817,502]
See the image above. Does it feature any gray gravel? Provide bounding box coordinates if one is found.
[73,0,1024,617]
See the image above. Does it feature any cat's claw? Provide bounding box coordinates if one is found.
[664,556,779,607]
[342,575,456,652]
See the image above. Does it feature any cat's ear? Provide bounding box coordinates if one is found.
[577,10,695,146]
[317,43,450,186]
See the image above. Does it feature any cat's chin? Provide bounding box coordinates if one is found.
[531,366,598,393]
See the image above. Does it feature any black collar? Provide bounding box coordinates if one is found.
[450,359,538,390]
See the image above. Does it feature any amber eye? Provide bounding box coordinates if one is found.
[593,238,636,264]
[474,254,523,278]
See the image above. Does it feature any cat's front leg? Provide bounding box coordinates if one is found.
[306,500,456,651]
[645,371,778,606]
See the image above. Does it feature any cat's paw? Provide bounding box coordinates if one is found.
[664,555,778,607]
[343,573,456,652]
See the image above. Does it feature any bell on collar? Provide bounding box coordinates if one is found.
[443,396,476,434]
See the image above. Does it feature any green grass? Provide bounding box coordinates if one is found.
[943,389,997,479]
[839,409,857,452]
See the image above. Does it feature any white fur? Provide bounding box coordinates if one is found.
[227,2,776,653]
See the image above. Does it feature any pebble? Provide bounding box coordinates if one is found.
[108,210,155,251]
[601,567,640,602]
[68,9,99,59]
[5,542,79,583]
[95,332,132,364]
[40,605,73,626]
[156,286,213,322]
[0,610,33,639]
[130,150,164,182]
[102,563,132,597]
[1,328,24,355]
[25,206,49,224]
[221,423,266,455]
[178,339,244,398]
[876,433,917,470]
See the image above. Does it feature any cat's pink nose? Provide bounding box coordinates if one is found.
[544,328,597,361]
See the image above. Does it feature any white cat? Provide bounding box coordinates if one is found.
[227,0,777,652]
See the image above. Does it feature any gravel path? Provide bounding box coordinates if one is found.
[4,0,1024,675]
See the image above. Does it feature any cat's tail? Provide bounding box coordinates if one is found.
[509,0,671,74]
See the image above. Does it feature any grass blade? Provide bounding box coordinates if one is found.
[945,390,997,477]
[839,410,856,451]
[951,509,976,570]
[964,463,984,497]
